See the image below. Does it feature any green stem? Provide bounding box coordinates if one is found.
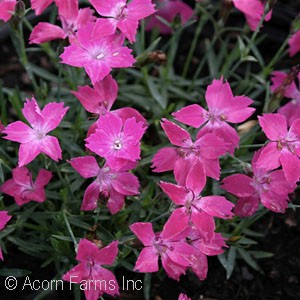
[63,210,78,250]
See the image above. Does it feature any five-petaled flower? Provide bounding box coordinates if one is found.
[0,167,52,206]
[2,97,69,166]
[62,239,119,300]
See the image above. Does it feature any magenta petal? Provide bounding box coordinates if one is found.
[151,147,177,172]
[117,18,139,43]
[199,196,234,219]
[255,143,281,171]
[107,189,125,214]
[222,174,254,197]
[185,161,206,195]
[289,30,300,57]
[174,157,194,185]
[57,0,78,21]
[161,255,186,281]
[130,222,155,246]
[40,136,62,161]
[31,0,54,15]
[35,169,52,188]
[29,22,67,44]
[0,1,16,22]
[12,166,32,187]
[81,181,100,211]
[161,119,192,147]
[159,181,187,205]
[18,142,41,166]
[206,79,233,110]
[225,96,255,123]
[190,253,208,281]
[112,107,147,126]
[197,133,228,159]
[41,102,69,133]
[134,246,159,273]
[280,151,300,183]
[191,210,215,240]
[260,192,288,213]
[22,97,43,127]
[69,156,100,178]
[111,172,139,195]
[0,211,12,231]
[62,263,86,283]
[258,113,288,140]
[2,121,34,143]
[172,104,207,128]
[161,208,189,240]
[234,196,260,218]
[95,241,119,265]
[289,118,300,137]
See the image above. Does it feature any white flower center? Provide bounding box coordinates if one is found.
[113,139,122,150]
[96,53,105,60]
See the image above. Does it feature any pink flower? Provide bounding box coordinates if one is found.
[69,156,139,214]
[2,98,69,166]
[146,0,193,34]
[130,221,196,280]
[0,0,16,22]
[85,113,146,169]
[30,0,54,15]
[0,167,52,206]
[173,79,255,153]
[222,150,296,217]
[232,0,272,31]
[270,71,300,126]
[160,164,234,240]
[90,0,156,42]
[72,75,118,115]
[0,211,11,260]
[178,294,191,300]
[30,0,95,44]
[152,119,228,184]
[60,20,135,85]
[62,239,119,300]
[288,30,300,57]
[256,113,300,183]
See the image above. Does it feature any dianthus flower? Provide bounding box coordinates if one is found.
[152,119,228,185]
[30,0,95,44]
[62,239,119,300]
[60,20,135,84]
[160,163,234,240]
[173,79,255,153]
[69,156,139,214]
[256,113,300,183]
[0,167,52,206]
[90,0,156,42]
[222,150,296,217]
[85,113,146,169]
[130,221,196,280]
[2,98,68,166]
